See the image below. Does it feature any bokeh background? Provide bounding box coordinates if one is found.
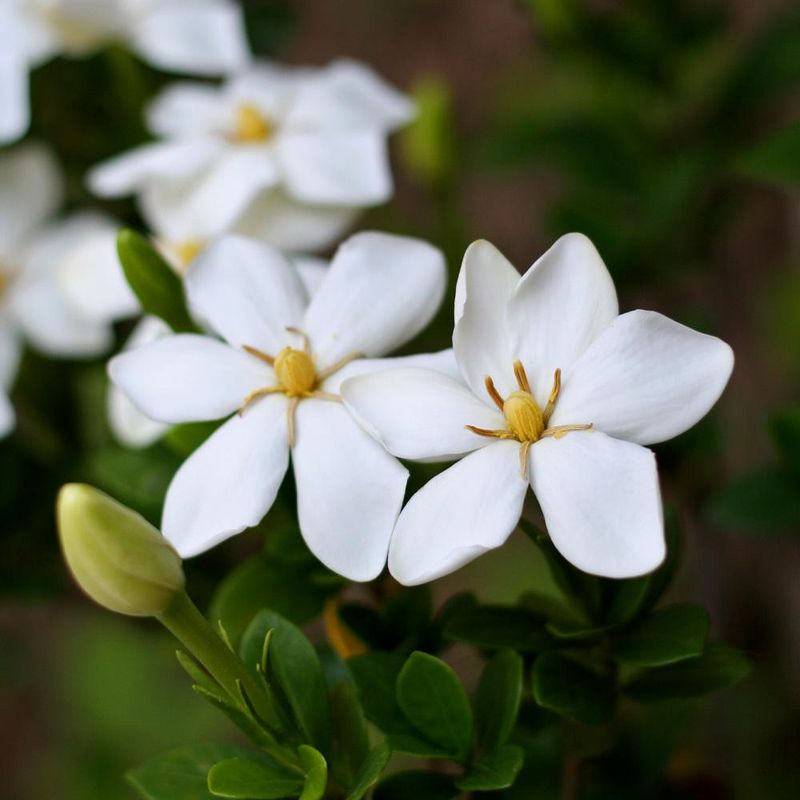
[2,1,800,797]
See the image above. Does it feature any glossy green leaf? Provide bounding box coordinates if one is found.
[207,757,303,799]
[345,743,391,800]
[298,745,327,800]
[329,681,370,790]
[611,604,709,666]
[241,611,330,750]
[624,644,752,702]
[444,603,551,652]
[127,743,251,800]
[396,652,473,761]
[374,771,457,800]
[474,649,523,752]
[532,653,615,725]
[456,744,525,791]
[117,228,194,332]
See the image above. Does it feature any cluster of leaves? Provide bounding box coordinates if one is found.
[127,511,750,800]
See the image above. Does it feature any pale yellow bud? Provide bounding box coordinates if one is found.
[274,347,317,396]
[503,391,545,442]
[57,484,184,617]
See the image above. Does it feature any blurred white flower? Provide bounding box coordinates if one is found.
[0,0,250,143]
[0,143,137,437]
[109,233,450,580]
[89,60,415,253]
[342,234,735,585]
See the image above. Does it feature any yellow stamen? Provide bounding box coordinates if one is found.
[542,368,561,423]
[541,423,593,440]
[242,345,275,366]
[484,375,504,411]
[174,239,204,271]
[274,347,317,397]
[503,391,545,442]
[233,104,274,143]
[513,359,531,393]
[286,397,300,447]
[316,351,363,382]
[323,598,366,659]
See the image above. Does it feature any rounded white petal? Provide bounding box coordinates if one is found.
[529,430,665,578]
[109,333,269,424]
[185,235,307,352]
[163,395,289,557]
[304,232,446,363]
[389,440,527,585]
[342,367,503,461]
[108,316,171,448]
[292,255,327,297]
[292,399,408,582]
[550,310,734,445]
[233,189,357,253]
[147,81,225,138]
[0,142,63,261]
[285,59,414,131]
[0,53,29,145]
[277,130,392,206]
[132,1,250,76]
[87,139,219,197]
[452,239,519,399]
[507,233,618,403]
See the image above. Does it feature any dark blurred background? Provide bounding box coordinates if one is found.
[2,1,800,797]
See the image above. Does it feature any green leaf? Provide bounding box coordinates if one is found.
[191,686,277,750]
[176,650,220,696]
[383,735,452,760]
[624,644,751,702]
[241,611,330,750]
[737,122,800,187]
[455,744,525,791]
[474,649,523,752]
[374,771,457,800]
[532,653,615,725]
[298,746,327,800]
[611,604,709,667]
[347,652,411,735]
[117,228,195,332]
[345,743,391,800]
[396,652,473,762]
[444,603,551,652]
[128,743,252,800]
[770,407,800,471]
[329,681,370,790]
[207,757,303,799]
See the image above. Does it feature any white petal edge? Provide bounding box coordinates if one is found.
[529,430,665,578]
[0,53,29,145]
[162,394,289,557]
[550,310,734,445]
[292,399,408,582]
[389,440,528,585]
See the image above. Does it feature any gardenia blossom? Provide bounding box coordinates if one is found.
[342,234,734,584]
[109,233,449,580]
[0,0,249,143]
[0,143,137,436]
[88,60,415,254]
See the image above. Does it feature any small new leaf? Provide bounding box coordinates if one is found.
[207,756,303,799]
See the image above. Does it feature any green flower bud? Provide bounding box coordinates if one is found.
[57,483,184,617]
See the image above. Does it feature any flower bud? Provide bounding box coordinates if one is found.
[57,483,184,617]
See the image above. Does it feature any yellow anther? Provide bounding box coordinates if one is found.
[274,347,316,396]
[173,239,204,272]
[503,390,545,442]
[233,103,274,143]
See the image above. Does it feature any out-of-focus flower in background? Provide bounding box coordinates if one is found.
[0,0,250,144]
[88,60,416,253]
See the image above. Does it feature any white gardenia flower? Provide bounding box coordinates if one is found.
[109,232,450,581]
[88,60,415,253]
[342,234,735,585]
[0,0,250,144]
[0,143,137,436]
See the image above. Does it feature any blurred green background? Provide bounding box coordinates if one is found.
[2,1,800,797]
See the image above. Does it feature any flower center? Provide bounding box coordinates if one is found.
[174,239,204,271]
[233,104,274,143]
[466,360,592,477]
[273,347,316,396]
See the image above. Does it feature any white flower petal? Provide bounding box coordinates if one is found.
[286,59,414,131]
[233,189,357,253]
[108,316,171,448]
[277,130,392,205]
[507,233,618,402]
[529,430,664,578]
[109,333,269,424]
[0,388,14,438]
[163,395,289,557]
[550,310,734,445]
[0,53,29,145]
[342,367,503,461]
[147,82,224,138]
[292,255,327,297]
[452,239,519,399]
[0,142,63,260]
[132,1,250,76]
[292,399,407,582]
[304,232,446,363]
[389,440,527,585]
[185,235,307,351]
[87,139,219,197]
